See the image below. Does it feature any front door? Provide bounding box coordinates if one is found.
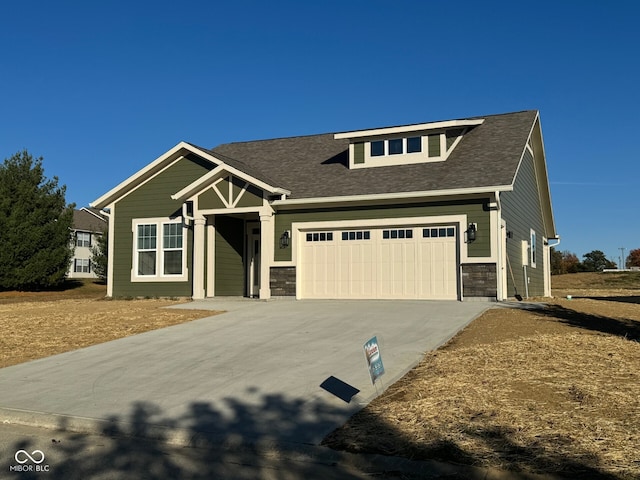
[248,228,260,297]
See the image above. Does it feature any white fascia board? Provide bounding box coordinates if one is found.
[91,141,198,209]
[91,141,290,208]
[80,206,108,222]
[271,185,511,208]
[171,165,226,201]
[334,119,484,140]
[183,148,291,196]
[171,161,290,202]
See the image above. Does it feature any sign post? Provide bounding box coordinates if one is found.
[364,336,385,386]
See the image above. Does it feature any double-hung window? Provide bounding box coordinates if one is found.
[76,232,91,247]
[133,219,187,281]
[74,258,90,273]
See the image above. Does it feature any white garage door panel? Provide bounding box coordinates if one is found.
[300,226,458,300]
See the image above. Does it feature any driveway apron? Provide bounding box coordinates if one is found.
[0,300,489,447]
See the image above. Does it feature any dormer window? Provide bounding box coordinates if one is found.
[335,118,484,170]
[370,136,423,157]
[407,137,421,153]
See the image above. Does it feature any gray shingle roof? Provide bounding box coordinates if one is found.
[73,208,108,233]
[210,110,538,199]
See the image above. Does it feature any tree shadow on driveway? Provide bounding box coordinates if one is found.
[1,387,626,479]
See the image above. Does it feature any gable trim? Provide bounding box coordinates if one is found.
[91,141,289,209]
[171,164,289,203]
[334,119,484,140]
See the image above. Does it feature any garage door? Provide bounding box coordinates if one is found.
[299,225,458,299]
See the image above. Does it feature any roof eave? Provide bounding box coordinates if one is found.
[271,185,512,207]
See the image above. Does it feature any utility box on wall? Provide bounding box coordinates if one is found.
[521,240,529,266]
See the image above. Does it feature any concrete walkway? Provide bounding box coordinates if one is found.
[0,300,490,449]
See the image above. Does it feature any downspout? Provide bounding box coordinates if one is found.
[495,191,504,301]
[545,236,561,296]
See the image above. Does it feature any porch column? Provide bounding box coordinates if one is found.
[259,210,274,300]
[206,217,215,297]
[193,216,206,300]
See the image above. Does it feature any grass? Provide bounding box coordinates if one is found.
[323,273,640,479]
[0,280,218,368]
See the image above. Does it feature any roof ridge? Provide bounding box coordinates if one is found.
[212,110,537,148]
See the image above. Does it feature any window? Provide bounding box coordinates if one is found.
[341,230,371,241]
[163,223,183,275]
[530,229,537,267]
[407,136,422,153]
[74,258,90,273]
[383,229,413,239]
[306,232,334,242]
[388,138,403,155]
[369,136,423,157]
[370,141,385,157]
[423,227,455,238]
[76,232,91,247]
[137,224,157,275]
[133,219,186,280]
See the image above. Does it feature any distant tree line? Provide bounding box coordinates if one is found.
[551,247,640,275]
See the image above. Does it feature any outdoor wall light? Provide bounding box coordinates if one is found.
[279,230,290,248]
[467,223,477,242]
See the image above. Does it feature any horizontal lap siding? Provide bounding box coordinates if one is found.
[501,148,545,297]
[112,155,213,297]
[274,199,491,262]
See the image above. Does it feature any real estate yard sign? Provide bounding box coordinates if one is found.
[364,336,385,385]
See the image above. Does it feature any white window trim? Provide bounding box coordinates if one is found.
[131,217,189,282]
[76,231,91,247]
[74,258,91,273]
[530,228,537,268]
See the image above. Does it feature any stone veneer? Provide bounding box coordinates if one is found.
[461,263,497,298]
[270,267,296,296]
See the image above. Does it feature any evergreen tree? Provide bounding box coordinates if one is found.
[0,150,75,290]
[90,227,108,283]
[582,250,617,272]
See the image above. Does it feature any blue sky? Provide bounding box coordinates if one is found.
[1,1,638,264]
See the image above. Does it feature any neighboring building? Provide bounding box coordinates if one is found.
[68,207,108,279]
[91,110,558,301]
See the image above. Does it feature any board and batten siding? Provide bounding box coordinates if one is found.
[112,154,213,297]
[500,148,546,297]
[273,199,491,262]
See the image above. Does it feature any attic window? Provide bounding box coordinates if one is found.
[369,136,423,157]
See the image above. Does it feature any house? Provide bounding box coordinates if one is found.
[91,110,557,301]
[67,207,108,279]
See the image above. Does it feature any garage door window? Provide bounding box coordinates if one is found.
[306,232,333,242]
[423,227,455,238]
[342,231,371,241]
[383,229,413,239]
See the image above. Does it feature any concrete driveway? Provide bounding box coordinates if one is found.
[0,299,489,448]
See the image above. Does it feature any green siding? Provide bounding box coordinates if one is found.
[112,155,213,297]
[236,184,264,208]
[428,135,441,157]
[354,142,365,164]
[274,199,491,262]
[501,148,546,297]
[214,215,245,296]
[198,187,226,209]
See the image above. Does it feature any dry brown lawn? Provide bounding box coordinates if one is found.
[324,273,640,479]
[0,280,218,368]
